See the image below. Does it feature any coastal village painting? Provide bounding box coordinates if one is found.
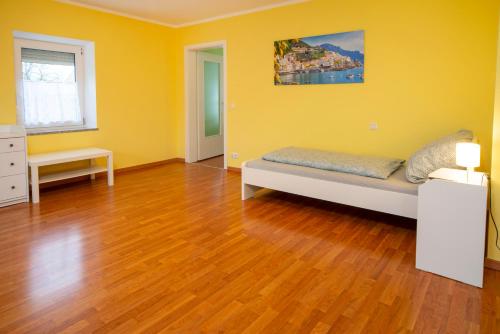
[274,30,364,85]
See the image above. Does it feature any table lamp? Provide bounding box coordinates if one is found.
[456,142,480,183]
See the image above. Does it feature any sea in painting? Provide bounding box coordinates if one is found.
[274,30,364,85]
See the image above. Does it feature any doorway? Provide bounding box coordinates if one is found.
[185,41,227,169]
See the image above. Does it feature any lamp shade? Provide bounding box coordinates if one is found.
[456,143,480,168]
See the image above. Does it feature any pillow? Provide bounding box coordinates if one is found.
[406,130,473,183]
[263,147,405,179]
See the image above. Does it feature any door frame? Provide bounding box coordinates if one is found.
[184,40,227,169]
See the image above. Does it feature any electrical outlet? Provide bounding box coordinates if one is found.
[369,122,378,131]
[231,152,239,159]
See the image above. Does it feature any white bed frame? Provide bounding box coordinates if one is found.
[242,161,418,219]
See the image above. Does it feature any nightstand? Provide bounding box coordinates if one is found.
[416,168,488,287]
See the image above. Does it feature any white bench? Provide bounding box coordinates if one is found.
[28,148,113,203]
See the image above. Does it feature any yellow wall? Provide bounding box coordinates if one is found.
[2,0,498,171]
[174,0,500,171]
[488,19,500,261]
[0,0,177,168]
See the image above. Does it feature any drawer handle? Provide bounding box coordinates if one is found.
[11,186,15,190]
[9,144,13,148]
[10,162,14,166]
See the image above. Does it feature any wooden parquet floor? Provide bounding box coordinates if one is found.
[0,162,499,333]
[194,156,224,169]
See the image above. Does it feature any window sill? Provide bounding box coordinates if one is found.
[27,127,98,136]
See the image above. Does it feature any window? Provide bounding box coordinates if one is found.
[20,45,84,129]
[14,32,96,134]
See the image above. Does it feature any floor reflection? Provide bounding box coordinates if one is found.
[29,227,83,302]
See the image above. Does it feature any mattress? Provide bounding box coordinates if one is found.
[245,159,418,196]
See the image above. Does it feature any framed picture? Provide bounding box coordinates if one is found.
[274,30,364,85]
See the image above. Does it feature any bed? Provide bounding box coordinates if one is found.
[242,159,419,219]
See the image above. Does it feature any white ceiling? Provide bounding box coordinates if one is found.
[58,0,308,28]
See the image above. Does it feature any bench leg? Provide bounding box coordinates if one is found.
[90,159,96,180]
[242,183,261,200]
[31,166,40,204]
[107,154,114,186]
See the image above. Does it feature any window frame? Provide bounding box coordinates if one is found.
[13,32,97,135]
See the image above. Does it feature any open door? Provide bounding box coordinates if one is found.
[197,52,223,161]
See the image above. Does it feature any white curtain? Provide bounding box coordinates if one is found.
[23,80,81,128]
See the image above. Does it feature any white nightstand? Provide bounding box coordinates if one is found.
[416,168,488,287]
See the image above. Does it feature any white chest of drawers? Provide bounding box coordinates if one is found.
[0,126,28,207]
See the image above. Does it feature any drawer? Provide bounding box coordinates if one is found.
[0,137,25,153]
[0,152,25,177]
[0,174,26,202]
